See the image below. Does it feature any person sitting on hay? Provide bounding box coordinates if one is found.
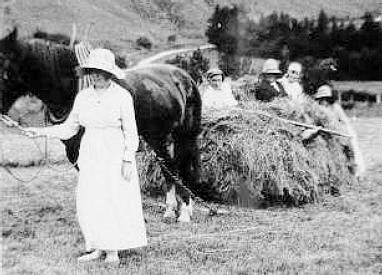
[200,68,238,109]
[314,85,366,178]
[278,62,305,103]
[255,59,287,102]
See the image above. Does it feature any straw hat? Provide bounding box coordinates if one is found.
[206,68,224,79]
[262,59,282,74]
[80,48,125,79]
[315,85,333,99]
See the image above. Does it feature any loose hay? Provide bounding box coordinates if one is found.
[138,95,356,207]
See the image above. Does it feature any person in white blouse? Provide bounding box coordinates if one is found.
[278,62,305,102]
[24,48,147,264]
[200,68,238,109]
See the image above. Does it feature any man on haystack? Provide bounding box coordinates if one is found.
[255,59,287,102]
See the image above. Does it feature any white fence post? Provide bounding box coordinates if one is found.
[376,93,381,104]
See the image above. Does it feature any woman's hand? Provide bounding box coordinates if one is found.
[22,127,43,138]
[122,161,133,182]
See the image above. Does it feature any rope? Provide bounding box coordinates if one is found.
[42,112,77,173]
[202,107,351,138]
[234,107,351,137]
[0,114,76,181]
[0,115,45,183]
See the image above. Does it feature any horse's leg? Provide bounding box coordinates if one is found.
[174,134,201,223]
[146,135,179,220]
[163,184,177,219]
[177,197,194,223]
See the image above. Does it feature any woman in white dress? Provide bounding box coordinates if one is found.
[278,62,305,103]
[24,48,147,264]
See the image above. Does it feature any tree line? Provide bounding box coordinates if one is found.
[206,5,382,80]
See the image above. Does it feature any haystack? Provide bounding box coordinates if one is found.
[137,96,356,207]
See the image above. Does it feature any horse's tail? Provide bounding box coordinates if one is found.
[173,76,202,197]
[184,78,202,137]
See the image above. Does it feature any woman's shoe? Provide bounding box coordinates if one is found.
[77,250,102,263]
[105,251,120,264]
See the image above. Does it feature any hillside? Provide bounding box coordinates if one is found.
[4,0,382,53]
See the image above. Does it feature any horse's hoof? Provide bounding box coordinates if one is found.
[177,211,191,223]
[163,216,177,224]
[177,215,191,223]
[163,209,177,219]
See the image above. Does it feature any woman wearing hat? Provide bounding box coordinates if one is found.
[200,68,238,109]
[278,62,305,102]
[24,48,147,264]
[315,85,366,178]
[255,58,287,102]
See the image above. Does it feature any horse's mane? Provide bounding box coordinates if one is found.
[23,38,78,78]
[299,57,337,95]
[33,30,72,46]
[17,38,78,119]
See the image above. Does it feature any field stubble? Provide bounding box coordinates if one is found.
[1,117,382,274]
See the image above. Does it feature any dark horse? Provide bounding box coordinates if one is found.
[0,28,202,222]
[300,57,338,96]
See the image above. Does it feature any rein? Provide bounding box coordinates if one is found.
[0,114,77,183]
[0,114,45,182]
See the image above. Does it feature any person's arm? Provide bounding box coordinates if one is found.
[120,91,139,162]
[255,82,273,102]
[333,103,354,135]
[120,91,139,181]
[24,91,83,140]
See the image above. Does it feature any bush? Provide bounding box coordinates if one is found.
[166,49,209,84]
[167,34,176,43]
[136,36,153,50]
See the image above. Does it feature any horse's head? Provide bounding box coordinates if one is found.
[1,27,79,118]
[0,27,27,113]
[300,57,338,96]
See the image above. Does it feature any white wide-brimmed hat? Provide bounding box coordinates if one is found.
[262,59,282,74]
[80,48,125,79]
[315,85,333,99]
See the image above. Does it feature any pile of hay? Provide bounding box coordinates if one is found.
[137,96,356,207]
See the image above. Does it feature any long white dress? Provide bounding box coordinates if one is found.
[200,83,238,109]
[278,76,304,103]
[40,82,147,251]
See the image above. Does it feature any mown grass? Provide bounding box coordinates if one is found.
[1,118,382,274]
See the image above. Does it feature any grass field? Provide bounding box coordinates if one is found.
[1,114,382,274]
[333,82,382,96]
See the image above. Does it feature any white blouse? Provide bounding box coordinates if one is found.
[201,84,238,109]
[39,82,139,162]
